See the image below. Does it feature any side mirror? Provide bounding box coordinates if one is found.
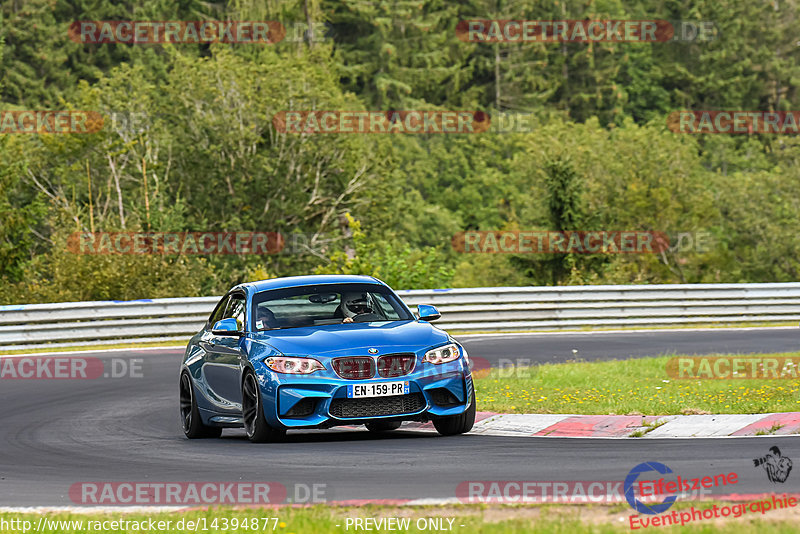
[212,318,243,336]
[417,304,441,322]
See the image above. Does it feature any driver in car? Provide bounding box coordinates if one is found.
[256,306,278,330]
[341,292,372,323]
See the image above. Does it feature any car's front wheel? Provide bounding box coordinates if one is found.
[432,389,476,436]
[180,372,222,439]
[242,371,285,443]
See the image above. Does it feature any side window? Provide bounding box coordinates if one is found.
[208,296,230,327]
[223,295,246,331]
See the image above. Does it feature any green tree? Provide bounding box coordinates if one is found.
[1,0,74,106]
[327,0,477,108]
[315,215,454,289]
[543,155,582,283]
[0,137,46,282]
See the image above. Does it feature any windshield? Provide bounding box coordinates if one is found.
[251,283,413,331]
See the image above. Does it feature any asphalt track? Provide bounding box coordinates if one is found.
[459,327,800,365]
[1,327,799,506]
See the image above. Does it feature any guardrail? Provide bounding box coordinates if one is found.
[2,283,800,349]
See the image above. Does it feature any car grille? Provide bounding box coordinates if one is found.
[377,353,416,378]
[329,393,426,419]
[332,357,375,380]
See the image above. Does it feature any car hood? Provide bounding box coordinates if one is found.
[248,320,450,358]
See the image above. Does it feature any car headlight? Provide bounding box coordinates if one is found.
[264,356,324,374]
[423,343,461,365]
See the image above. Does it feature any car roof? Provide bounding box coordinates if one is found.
[242,275,385,294]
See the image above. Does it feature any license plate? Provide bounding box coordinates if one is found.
[347,381,410,398]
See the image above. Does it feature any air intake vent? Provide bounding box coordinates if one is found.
[430,388,461,407]
[329,393,425,418]
[283,397,317,418]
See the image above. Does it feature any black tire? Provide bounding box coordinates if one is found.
[180,372,222,439]
[432,389,476,436]
[242,371,285,443]
[366,421,403,432]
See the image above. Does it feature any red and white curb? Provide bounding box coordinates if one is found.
[400,411,800,438]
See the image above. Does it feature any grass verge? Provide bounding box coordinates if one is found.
[473,353,800,415]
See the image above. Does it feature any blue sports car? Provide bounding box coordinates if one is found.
[180,275,475,442]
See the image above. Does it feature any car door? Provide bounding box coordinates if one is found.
[201,292,247,413]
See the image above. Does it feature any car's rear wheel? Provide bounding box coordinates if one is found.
[180,372,222,439]
[432,389,476,436]
[366,421,402,432]
[242,371,285,443]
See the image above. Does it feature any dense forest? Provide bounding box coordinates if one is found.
[2,0,800,303]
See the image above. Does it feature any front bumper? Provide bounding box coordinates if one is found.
[253,355,473,429]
